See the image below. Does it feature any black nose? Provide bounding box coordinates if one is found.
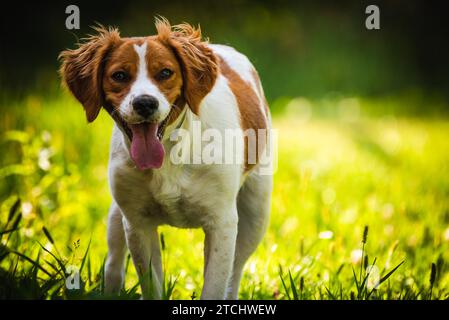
[132,95,159,118]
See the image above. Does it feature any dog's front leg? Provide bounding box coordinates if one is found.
[104,203,127,295]
[122,218,162,299]
[201,209,238,300]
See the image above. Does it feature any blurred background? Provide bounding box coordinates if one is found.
[1,0,449,103]
[1,0,449,299]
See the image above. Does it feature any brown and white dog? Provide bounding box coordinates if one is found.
[59,18,273,299]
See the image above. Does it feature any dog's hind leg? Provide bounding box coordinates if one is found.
[227,172,272,299]
[104,202,127,295]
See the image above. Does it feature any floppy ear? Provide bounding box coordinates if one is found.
[59,26,120,122]
[156,18,218,115]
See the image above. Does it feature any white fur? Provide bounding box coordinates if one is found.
[209,44,255,90]
[104,44,272,300]
[119,42,171,124]
[209,44,269,126]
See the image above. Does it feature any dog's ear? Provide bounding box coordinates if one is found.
[156,18,218,115]
[59,26,121,122]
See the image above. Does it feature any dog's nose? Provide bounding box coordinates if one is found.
[132,95,159,118]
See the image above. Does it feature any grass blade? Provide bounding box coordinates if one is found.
[79,237,92,274]
[352,266,360,299]
[367,260,405,298]
[42,226,55,245]
[278,265,291,300]
[37,241,66,273]
[378,260,405,285]
[7,198,21,224]
[288,270,299,300]
[9,250,52,277]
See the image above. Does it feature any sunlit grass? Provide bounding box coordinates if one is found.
[1,93,448,299]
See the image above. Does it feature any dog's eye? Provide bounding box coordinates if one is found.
[157,68,173,81]
[111,71,129,82]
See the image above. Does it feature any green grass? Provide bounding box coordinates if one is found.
[0,93,448,299]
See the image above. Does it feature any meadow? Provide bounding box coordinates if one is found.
[1,92,448,299]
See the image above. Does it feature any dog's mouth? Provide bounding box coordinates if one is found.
[126,116,170,171]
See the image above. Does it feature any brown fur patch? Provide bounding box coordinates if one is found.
[156,17,218,115]
[251,68,270,117]
[101,39,140,113]
[145,37,186,125]
[59,26,121,122]
[218,56,268,172]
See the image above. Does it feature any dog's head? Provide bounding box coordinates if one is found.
[59,17,217,170]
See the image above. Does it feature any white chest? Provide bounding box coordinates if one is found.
[147,157,238,228]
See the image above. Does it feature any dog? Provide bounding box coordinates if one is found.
[59,17,273,300]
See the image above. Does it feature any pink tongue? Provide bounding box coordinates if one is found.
[130,123,164,170]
